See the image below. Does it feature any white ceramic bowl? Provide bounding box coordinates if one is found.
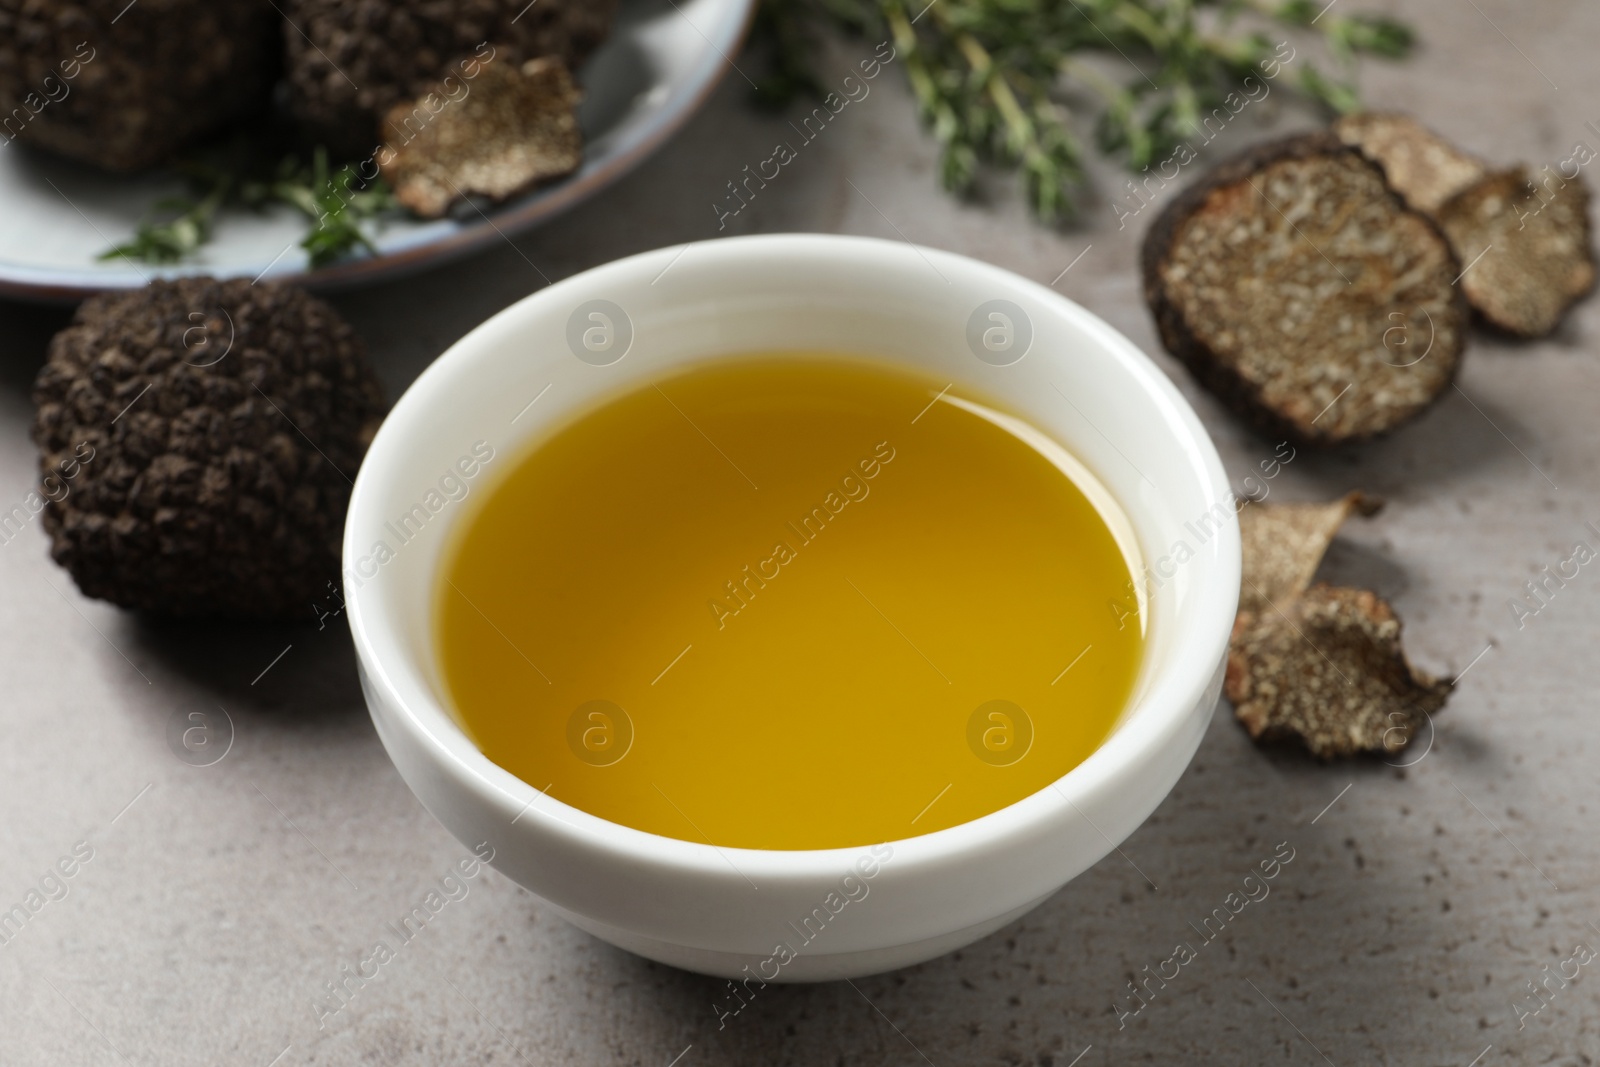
[345,233,1240,981]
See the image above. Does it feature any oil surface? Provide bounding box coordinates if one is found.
[437,356,1143,850]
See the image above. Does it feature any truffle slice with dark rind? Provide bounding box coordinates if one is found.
[379,56,582,218]
[1227,584,1452,758]
[30,278,385,619]
[1435,166,1596,337]
[1228,493,1450,759]
[1142,133,1468,447]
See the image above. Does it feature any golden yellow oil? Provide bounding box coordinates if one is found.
[436,355,1143,851]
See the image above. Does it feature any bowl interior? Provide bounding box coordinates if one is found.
[345,233,1238,865]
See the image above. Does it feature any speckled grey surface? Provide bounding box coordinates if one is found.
[2,2,1598,1063]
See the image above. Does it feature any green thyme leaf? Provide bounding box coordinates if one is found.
[100,190,226,265]
[270,147,398,268]
[753,0,1417,222]
[102,142,398,269]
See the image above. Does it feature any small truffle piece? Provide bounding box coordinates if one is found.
[31,278,385,619]
[1143,133,1468,447]
[1334,112,1486,215]
[1239,491,1383,614]
[284,0,618,157]
[1334,114,1596,336]
[1434,167,1597,337]
[380,56,582,218]
[1227,494,1450,758]
[0,0,279,172]
[1227,584,1452,758]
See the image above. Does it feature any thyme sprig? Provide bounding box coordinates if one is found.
[754,0,1415,222]
[102,145,397,269]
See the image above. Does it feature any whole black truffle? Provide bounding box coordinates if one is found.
[283,0,618,158]
[31,278,385,619]
[0,0,280,171]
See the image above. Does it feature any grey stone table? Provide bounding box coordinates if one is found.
[3,1,1598,1062]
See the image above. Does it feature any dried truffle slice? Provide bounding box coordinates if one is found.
[1143,133,1468,447]
[0,0,279,171]
[1230,492,1450,758]
[1334,112,1486,215]
[379,57,582,218]
[30,278,385,619]
[1226,584,1451,758]
[284,0,618,157]
[1239,492,1382,614]
[1333,114,1596,334]
[1435,167,1596,337]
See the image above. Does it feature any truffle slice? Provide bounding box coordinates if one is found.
[1435,167,1596,337]
[379,56,582,218]
[1227,584,1452,758]
[1240,491,1384,614]
[1228,493,1450,758]
[30,278,385,619]
[284,0,618,157]
[1334,112,1486,215]
[1143,133,1468,447]
[0,0,279,171]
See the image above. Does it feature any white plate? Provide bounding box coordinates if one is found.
[0,0,754,303]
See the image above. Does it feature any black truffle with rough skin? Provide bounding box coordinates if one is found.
[283,0,618,158]
[0,0,280,172]
[31,278,385,619]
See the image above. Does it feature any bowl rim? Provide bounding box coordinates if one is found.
[345,232,1241,886]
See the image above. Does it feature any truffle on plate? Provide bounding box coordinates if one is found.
[0,0,279,172]
[1142,133,1468,447]
[31,278,385,619]
[379,55,583,218]
[283,0,618,158]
